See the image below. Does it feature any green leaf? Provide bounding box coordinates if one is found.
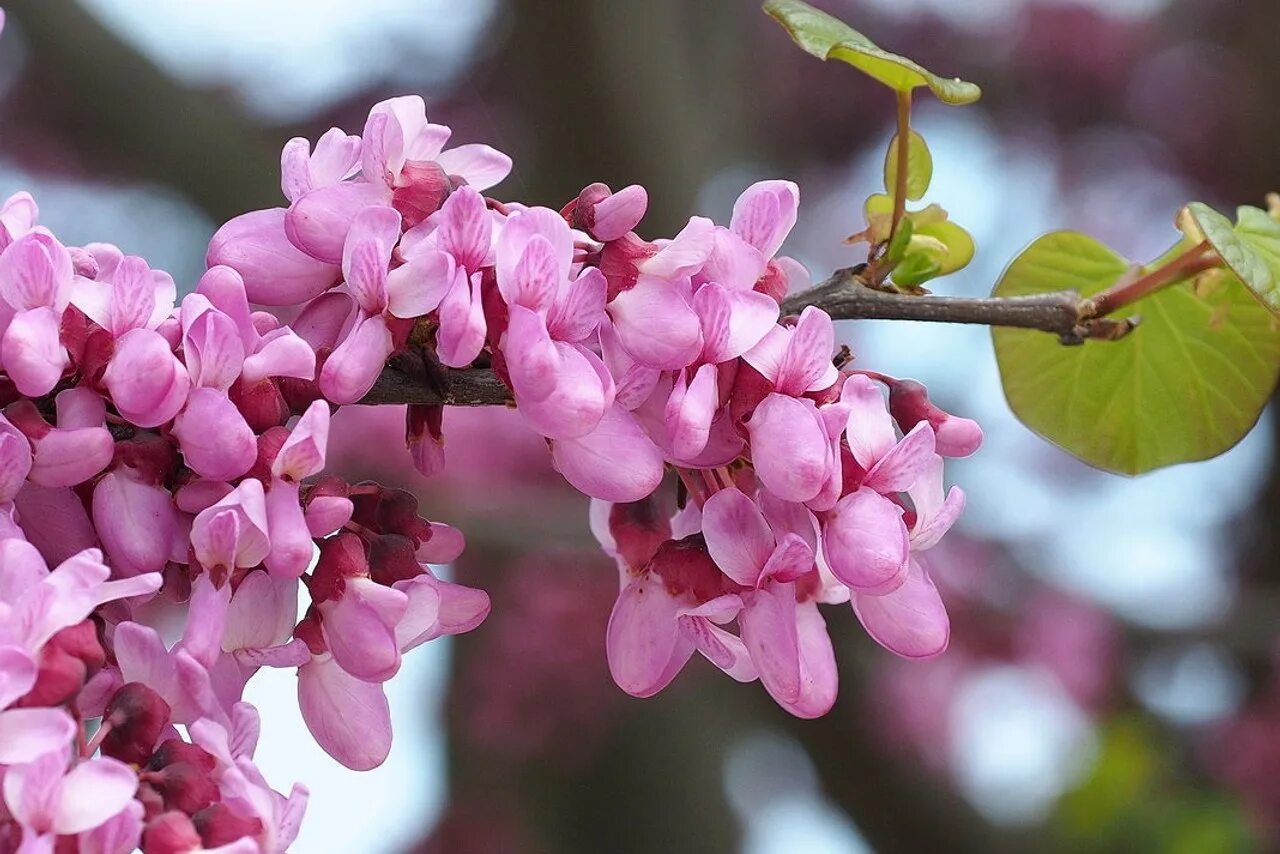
[992,231,1280,474]
[913,219,973,276]
[1183,202,1278,313]
[763,0,981,105]
[884,215,914,264]
[884,130,932,201]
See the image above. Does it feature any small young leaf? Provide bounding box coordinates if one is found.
[763,0,981,105]
[1182,202,1277,312]
[884,215,914,264]
[1232,205,1280,313]
[913,220,973,276]
[884,130,933,201]
[993,231,1280,474]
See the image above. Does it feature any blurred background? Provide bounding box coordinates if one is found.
[3,0,1280,850]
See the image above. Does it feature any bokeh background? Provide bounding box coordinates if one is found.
[3,0,1280,850]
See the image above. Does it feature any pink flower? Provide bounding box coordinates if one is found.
[263,400,329,578]
[701,487,814,588]
[550,405,665,502]
[92,468,182,577]
[190,480,271,573]
[0,191,38,252]
[70,253,176,339]
[206,208,340,306]
[102,327,190,428]
[280,128,362,203]
[2,747,139,847]
[0,411,32,502]
[738,579,837,718]
[0,230,74,396]
[6,390,115,488]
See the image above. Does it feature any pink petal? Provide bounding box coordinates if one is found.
[318,313,393,404]
[103,328,190,428]
[384,247,454,319]
[679,615,757,682]
[841,375,897,470]
[281,137,315,203]
[551,405,665,503]
[241,326,316,384]
[702,227,767,290]
[0,414,33,501]
[671,362,718,461]
[306,496,354,539]
[638,216,715,279]
[774,306,835,396]
[907,456,965,550]
[173,389,257,481]
[0,645,37,708]
[760,534,815,584]
[92,473,179,576]
[180,298,245,391]
[273,399,330,481]
[701,487,773,587]
[863,422,936,494]
[822,486,909,594]
[435,143,512,192]
[435,185,491,272]
[285,182,391,265]
[181,574,231,671]
[730,180,799,259]
[853,559,949,660]
[2,307,68,396]
[739,582,801,704]
[320,578,408,682]
[206,208,341,305]
[224,570,299,652]
[76,798,143,854]
[496,208,574,294]
[0,707,76,763]
[298,655,392,771]
[547,266,606,343]
[591,184,648,242]
[503,305,559,403]
[14,484,98,567]
[195,266,256,350]
[0,231,72,311]
[264,479,315,579]
[606,576,694,698]
[693,282,780,363]
[745,394,831,503]
[342,205,400,314]
[435,269,487,368]
[608,274,703,369]
[515,342,612,440]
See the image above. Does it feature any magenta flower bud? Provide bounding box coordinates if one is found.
[888,378,983,458]
[172,388,256,481]
[141,762,219,816]
[16,619,106,708]
[206,207,340,305]
[305,495,353,538]
[608,496,671,574]
[405,403,445,478]
[101,682,173,765]
[103,328,191,428]
[190,479,271,572]
[192,803,263,849]
[392,159,451,229]
[368,533,424,587]
[590,183,648,242]
[141,811,202,854]
[147,738,217,774]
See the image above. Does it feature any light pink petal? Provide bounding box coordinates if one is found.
[318,312,393,404]
[760,533,815,584]
[306,495,354,538]
[274,399,330,481]
[694,282,779,363]
[504,305,559,403]
[173,388,257,481]
[0,645,37,708]
[181,574,231,671]
[822,486,910,594]
[863,422,936,494]
[113,622,174,693]
[435,144,513,192]
[739,582,801,704]
[0,416,34,501]
[309,128,363,187]
[638,216,714,279]
[741,324,788,386]
[679,616,757,682]
[515,342,612,440]
[760,490,820,554]
[670,362,718,460]
[841,374,897,469]
[14,484,97,567]
[508,234,561,313]
[745,394,831,503]
[701,486,773,587]
[103,328,190,427]
[298,655,392,771]
[104,256,158,337]
[907,456,964,550]
[92,473,179,576]
[263,479,315,579]
[285,182,391,265]
[76,799,143,854]
[196,266,256,348]
[775,306,835,395]
[0,231,71,311]
[342,205,400,315]
[608,274,703,369]
[435,269,487,368]
[224,570,298,652]
[591,184,647,242]
[853,559,949,659]
[320,578,407,682]
[392,572,490,651]
[181,298,245,391]
[52,758,139,835]
[547,266,606,343]
[702,227,767,290]
[730,180,799,259]
[598,317,660,410]
[280,137,314,203]
[789,598,838,717]
[206,208,341,305]
[606,576,694,698]
[3,747,64,830]
[385,247,455,319]
[2,307,68,396]
[435,185,491,272]
[415,522,466,565]
[0,537,50,601]
[241,326,316,384]
[551,405,664,503]
[0,707,76,763]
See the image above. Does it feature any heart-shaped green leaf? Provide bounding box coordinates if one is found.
[884,130,932,201]
[763,0,981,105]
[1182,202,1278,313]
[993,231,1280,474]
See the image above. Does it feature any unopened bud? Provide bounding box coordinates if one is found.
[888,379,982,458]
[101,682,172,765]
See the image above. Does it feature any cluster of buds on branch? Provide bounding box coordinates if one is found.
[0,18,980,843]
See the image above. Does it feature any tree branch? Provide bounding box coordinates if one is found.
[358,267,1136,407]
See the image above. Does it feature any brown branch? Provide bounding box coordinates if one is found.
[359,266,1155,407]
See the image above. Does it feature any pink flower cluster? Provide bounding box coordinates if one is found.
[0,85,980,849]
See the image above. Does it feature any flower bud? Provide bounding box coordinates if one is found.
[207,208,340,305]
[101,682,173,765]
[608,497,671,573]
[888,378,982,458]
[16,619,105,707]
[192,803,263,849]
[392,160,451,230]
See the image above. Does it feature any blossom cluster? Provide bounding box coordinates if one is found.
[0,80,979,849]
